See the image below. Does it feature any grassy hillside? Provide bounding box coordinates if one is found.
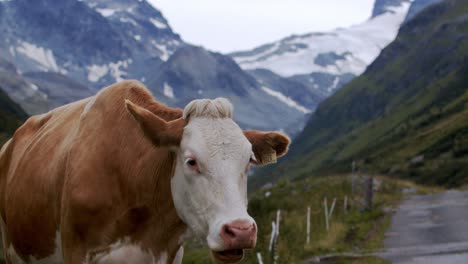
[252,0,468,189]
[0,86,27,144]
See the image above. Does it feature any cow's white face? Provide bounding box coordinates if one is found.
[125,97,290,264]
[171,117,256,263]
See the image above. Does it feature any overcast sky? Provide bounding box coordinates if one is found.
[148,0,375,53]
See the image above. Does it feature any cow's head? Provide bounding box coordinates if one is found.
[126,98,290,263]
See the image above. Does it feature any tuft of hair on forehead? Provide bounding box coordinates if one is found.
[183,98,233,120]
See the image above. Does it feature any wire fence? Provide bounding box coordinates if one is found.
[255,161,383,264]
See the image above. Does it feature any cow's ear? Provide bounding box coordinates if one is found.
[243,130,291,166]
[125,100,186,147]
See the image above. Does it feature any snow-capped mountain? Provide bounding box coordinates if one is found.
[144,46,309,134]
[0,0,445,135]
[0,0,316,134]
[0,0,183,89]
[230,0,414,96]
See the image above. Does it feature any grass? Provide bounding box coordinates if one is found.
[183,175,432,264]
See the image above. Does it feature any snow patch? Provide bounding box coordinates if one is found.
[152,41,171,61]
[87,64,109,83]
[16,41,61,73]
[109,60,131,82]
[150,18,167,29]
[87,59,132,83]
[232,2,411,77]
[96,8,115,17]
[120,17,137,26]
[327,77,340,93]
[261,86,311,114]
[29,83,39,91]
[163,82,175,99]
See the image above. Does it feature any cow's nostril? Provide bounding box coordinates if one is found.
[224,225,236,238]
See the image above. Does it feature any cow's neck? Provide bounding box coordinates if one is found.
[116,90,188,261]
[127,149,188,262]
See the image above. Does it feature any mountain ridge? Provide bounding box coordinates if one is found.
[250,0,468,189]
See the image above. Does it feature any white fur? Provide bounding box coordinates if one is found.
[183,97,233,120]
[172,247,184,264]
[81,96,96,118]
[172,99,256,252]
[86,237,157,264]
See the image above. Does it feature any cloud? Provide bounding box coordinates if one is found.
[149,0,374,53]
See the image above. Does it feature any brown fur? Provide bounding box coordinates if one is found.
[0,80,291,263]
[243,131,291,166]
[0,80,186,263]
[125,100,186,147]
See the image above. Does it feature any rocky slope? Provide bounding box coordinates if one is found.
[252,0,468,189]
[231,0,442,98]
[145,46,309,133]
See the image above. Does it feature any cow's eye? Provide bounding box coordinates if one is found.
[185,158,199,173]
[187,159,197,167]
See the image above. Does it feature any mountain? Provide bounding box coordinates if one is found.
[404,0,442,22]
[22,72,94,109]
[230,0,443,99]
[0,0,322,134]
[0,87,28,144]
[0,0,448,135]
[230,0,412,97]
[0,57,94,115]
[251,0,468,189]
[145,46,309,134]
[0,0,183,89]
[247,69,326,112]
[0,57,50,114]
[372,0,411,17]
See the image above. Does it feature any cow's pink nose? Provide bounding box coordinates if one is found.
[220,220,257,249]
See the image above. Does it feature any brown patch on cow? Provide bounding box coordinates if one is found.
[243,131,291,166]
[127,82,183,121]
[126,100,187,147]
[0,80,188,263]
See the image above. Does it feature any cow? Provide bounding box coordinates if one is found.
[0,80,290,264]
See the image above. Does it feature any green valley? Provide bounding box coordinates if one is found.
[252,0,468,189]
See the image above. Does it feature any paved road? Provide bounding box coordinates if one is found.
[380,190,468,264]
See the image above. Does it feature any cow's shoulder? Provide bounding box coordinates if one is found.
[13,112,53,141]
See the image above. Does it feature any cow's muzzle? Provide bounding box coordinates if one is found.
[211,220,257,263]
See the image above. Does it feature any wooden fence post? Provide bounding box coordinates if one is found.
[273,209,281,264]
[344,195,348,214]
[351,161,356,195]
[306,206,310,244]
[324,197,329,231]
[365,176,374,210]
[269,221,276,252]
[329,198,337,220]
[257,252,264,264]
[276,210,281,236]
